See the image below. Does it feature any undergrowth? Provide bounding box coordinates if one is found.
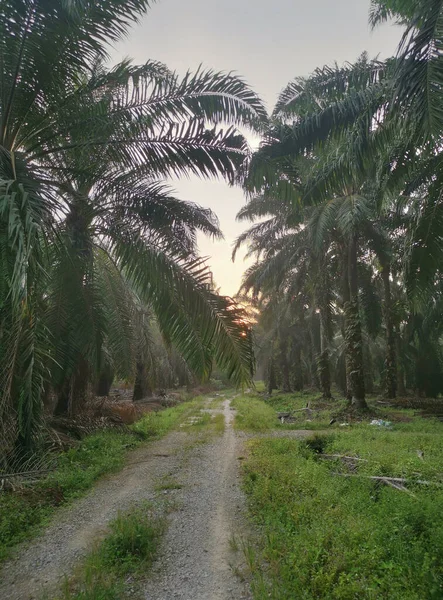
[132,396,205,438]
[231,396,275,431]
[0,395,206,563]
[242,427,443,599]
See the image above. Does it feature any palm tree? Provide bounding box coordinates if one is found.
[234,187,335,398]
[0,0,155,452]
[242,51,428,408]
[0,3,267,451]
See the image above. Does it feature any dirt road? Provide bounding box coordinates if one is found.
[0,396,252,600]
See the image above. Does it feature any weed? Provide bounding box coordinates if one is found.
[133,396,206,439]
[302,433,335,454]
[231,396,275,431]
[229,562,246,582]
[212,413,225,434]
[241,431,443,599]
[58,503,164,599]
[241,538,258,574]
[154,477,182,491]
[229,534,239,552]
[99,506,164,575]
[0,432,137,562]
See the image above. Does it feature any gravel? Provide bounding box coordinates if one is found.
[143,399,252,600]
[0,397,253,600]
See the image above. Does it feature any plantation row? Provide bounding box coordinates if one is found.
[240,0,443,408]
[2,0,443,469]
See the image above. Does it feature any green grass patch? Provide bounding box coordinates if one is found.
[133,396,206,438]
[176,403,225,436]
[0,396,206,563]
[231,395,276,432]
[212,412,226,434]
[0,431,138,563]
[242,428,443,599]
[245,389,443,432]
[264,390,346,429]
[154,476,182,491]
[58,503,164,599]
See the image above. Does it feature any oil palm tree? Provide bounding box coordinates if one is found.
[234,185,335,398]
[242,55,408,407]
[0,0,155,452]
[0,3,267,450]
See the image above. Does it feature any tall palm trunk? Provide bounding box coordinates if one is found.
[318,319,331,398]
[344,237,367,409]
[54,197,95,416]
[279,333,292,392]
[307,319,319,389]
[96,362,115,396]
[396,332,406,396]
[291,340,304,391]
[54,358,90,416]
[133,359,153,401]
[342,253,352,401]
[381,265,397,398]
[317,271,332,399]
[267,355,277,395]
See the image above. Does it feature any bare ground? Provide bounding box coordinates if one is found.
[142,398,252,600]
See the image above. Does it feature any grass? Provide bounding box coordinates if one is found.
[0,431,138,563]
[235,387,443,432]
[231,395,276,432]
[232,389,341,432]
[178,406,225,436]
[212,412,226,434]
[241,419,443,599]
[58,503,164,599]
[264,390,347,429]
[154,476,182,491]
[0,395,207,563]
[132,395,206,438]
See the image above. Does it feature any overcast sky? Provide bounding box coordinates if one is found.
[113,0,402,296]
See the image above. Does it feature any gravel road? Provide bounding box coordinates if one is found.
[142,398,252,600]
[0,396,253,600]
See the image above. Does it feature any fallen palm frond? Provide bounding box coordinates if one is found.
[331,472,443,495]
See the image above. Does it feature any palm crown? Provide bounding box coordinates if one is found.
[0,0,267,453]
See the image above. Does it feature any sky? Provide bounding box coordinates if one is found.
[112,0,403,296]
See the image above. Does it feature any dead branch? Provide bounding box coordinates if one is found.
[0,469,53,479]
[332,472,441,488]
[319,454,368,462]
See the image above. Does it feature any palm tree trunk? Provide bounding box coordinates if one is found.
[279,334,291,392]
[363,343,375,394]
[96,363,115,397]
[54,358,90,415]
[318,275,332,399]
[344,237,367,410]
[396,332,406,396]
[381,265,397,399]
[133,360,152,401]
[342,252,352,401]
[307,324,319,389]
[317,347,331,398]
[267,356,277,395]
[292,342,304,392]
